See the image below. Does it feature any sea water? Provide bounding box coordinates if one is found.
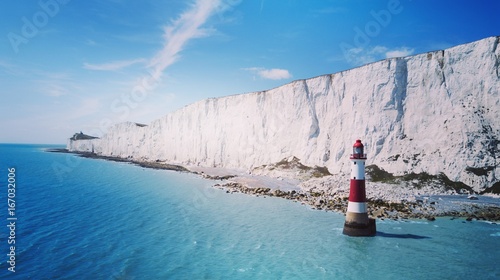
[0,144,498,279]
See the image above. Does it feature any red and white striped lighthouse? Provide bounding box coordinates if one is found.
[343,139,376,236]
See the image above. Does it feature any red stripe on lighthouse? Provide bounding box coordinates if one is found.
[349,179,366,202]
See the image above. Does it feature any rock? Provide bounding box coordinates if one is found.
[314,199,323,207]
[372,208,387,218]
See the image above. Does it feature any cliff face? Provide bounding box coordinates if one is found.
[69,36,500,193]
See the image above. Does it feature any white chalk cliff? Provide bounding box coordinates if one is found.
[69,36,500,193]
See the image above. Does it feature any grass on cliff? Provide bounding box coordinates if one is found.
[260,156,332,178]
[365,164,475,194]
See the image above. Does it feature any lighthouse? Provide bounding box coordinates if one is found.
[343,139,376,237]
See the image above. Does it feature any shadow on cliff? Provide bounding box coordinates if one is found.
[376,231,431,239]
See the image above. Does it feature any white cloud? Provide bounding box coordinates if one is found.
[259,68,292,80]
[77,0,225,134]
[385,47,415,58]
[344,46,414,65]
[83,0,225,85]
[243,67,292,80]
[148,0,221,81]
[344,46,383,65]
[83,58,146,71]
[74,0,227,135]
[46,84,68,97]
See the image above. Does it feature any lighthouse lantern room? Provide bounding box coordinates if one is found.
[351,139,366,159]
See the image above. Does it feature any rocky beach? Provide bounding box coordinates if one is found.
[199,156,500,222]
[213,180,500,222]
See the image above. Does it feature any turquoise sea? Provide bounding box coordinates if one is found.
[0,144,499,279]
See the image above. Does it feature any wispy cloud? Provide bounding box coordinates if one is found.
[243,67,292,80]
[385,47,414,58]
[148,0,221,81]
[79,0,226,132]
[68,97,103,120]
[344,46,414,65]
[83,58,146,71]
[83,0,224,79]
[35,71,78,98]
[45,84,68,97]
[85,39,98,46]
[0,60,22,76]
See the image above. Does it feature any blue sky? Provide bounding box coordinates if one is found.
[0,0,498,144]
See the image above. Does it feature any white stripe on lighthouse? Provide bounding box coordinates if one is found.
[347,202,367,213]
[350,160,365,180]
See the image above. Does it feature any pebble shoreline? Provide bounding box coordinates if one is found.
[214,181,500,222]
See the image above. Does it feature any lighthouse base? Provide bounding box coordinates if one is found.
[343,218,376,237]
